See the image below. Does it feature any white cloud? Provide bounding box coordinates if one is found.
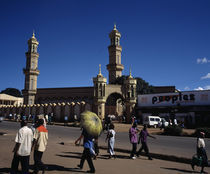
[194,86,210,90]
[197,57,210,64]
[201,73,210,80]
[194,87,204,90]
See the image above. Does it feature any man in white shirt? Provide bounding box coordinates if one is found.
[10,120,33,174]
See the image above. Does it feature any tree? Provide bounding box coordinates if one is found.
[114,75,128,85]
[114,76,154,95]
[135,77,154,94]
[0,88,22,97]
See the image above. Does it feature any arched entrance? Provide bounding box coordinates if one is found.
[105,93,125,119]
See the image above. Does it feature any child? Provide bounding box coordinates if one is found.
[106,123,116,159]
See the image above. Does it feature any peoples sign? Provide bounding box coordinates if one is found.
[138,90,210,107]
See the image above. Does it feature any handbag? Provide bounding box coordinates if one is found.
[192,154,202,166]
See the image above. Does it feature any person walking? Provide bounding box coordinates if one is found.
[64,115,68,126]
[137,124,156,160]
[10,120,33,174]
[192,131,209,173]
[75,129,95,173]
[32,119,48,174]
[106,123,116,159]
[45,115,48,125]
[129,122,139,159]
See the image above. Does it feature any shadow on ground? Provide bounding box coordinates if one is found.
[42,164,86,173]
[98,154,130,160]
[56,154,81,159]
[59,151,130,160]
[0,167,10,174]
[62,151,82,155]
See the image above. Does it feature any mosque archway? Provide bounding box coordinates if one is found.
[105,92,125,119]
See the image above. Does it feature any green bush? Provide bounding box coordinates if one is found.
[193,127,210,138]
[163,125,183,136]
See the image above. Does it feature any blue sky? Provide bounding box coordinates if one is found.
[0,0,210,92]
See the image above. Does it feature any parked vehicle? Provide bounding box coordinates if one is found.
[143,116,161,128]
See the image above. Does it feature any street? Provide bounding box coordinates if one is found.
[1,121,209,159]
[0,121,210,174]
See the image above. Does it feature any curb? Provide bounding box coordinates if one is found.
[99,146,191,164]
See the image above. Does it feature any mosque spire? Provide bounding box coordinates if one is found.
[99,64,102,76]
[97,64,103,77]
[129,67,133,78]
[114,23,117,30]
[32,30,35,39]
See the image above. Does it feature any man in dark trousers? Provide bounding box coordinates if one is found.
[32,118,48,174]
[10,120,33,174]
[137,124,156,160]
[75,129,95,173]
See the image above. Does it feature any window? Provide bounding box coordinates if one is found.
[29,99,33,105]
[117,55,120,64]
[30,79,34,90]
[111,39,114,45]
[32,45,34,52]
[99,84,102,96]
[31,61,36,69]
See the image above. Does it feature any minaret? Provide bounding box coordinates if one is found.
[22,32,40,105]
[124,67,137,123]
[107,24,124,84]
[93,64,107,119]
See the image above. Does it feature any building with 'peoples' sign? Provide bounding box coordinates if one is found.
[137,90,210,127]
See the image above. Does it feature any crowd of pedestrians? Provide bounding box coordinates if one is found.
[7,113,54,125]
[9,113,209,174]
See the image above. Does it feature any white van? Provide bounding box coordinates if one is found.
[143,116,161,128]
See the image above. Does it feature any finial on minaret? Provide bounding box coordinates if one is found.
[98,64,102,76]
[129,67,133,78]
[114,23,117,30]
[32,30,35,38]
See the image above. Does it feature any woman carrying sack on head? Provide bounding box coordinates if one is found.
[192,131,209,173]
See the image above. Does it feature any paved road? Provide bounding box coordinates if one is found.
[2,126,208,174]
[1,121,210,159]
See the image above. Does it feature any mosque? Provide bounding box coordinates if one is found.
[20,25,138,122]
[0,25,175,122]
